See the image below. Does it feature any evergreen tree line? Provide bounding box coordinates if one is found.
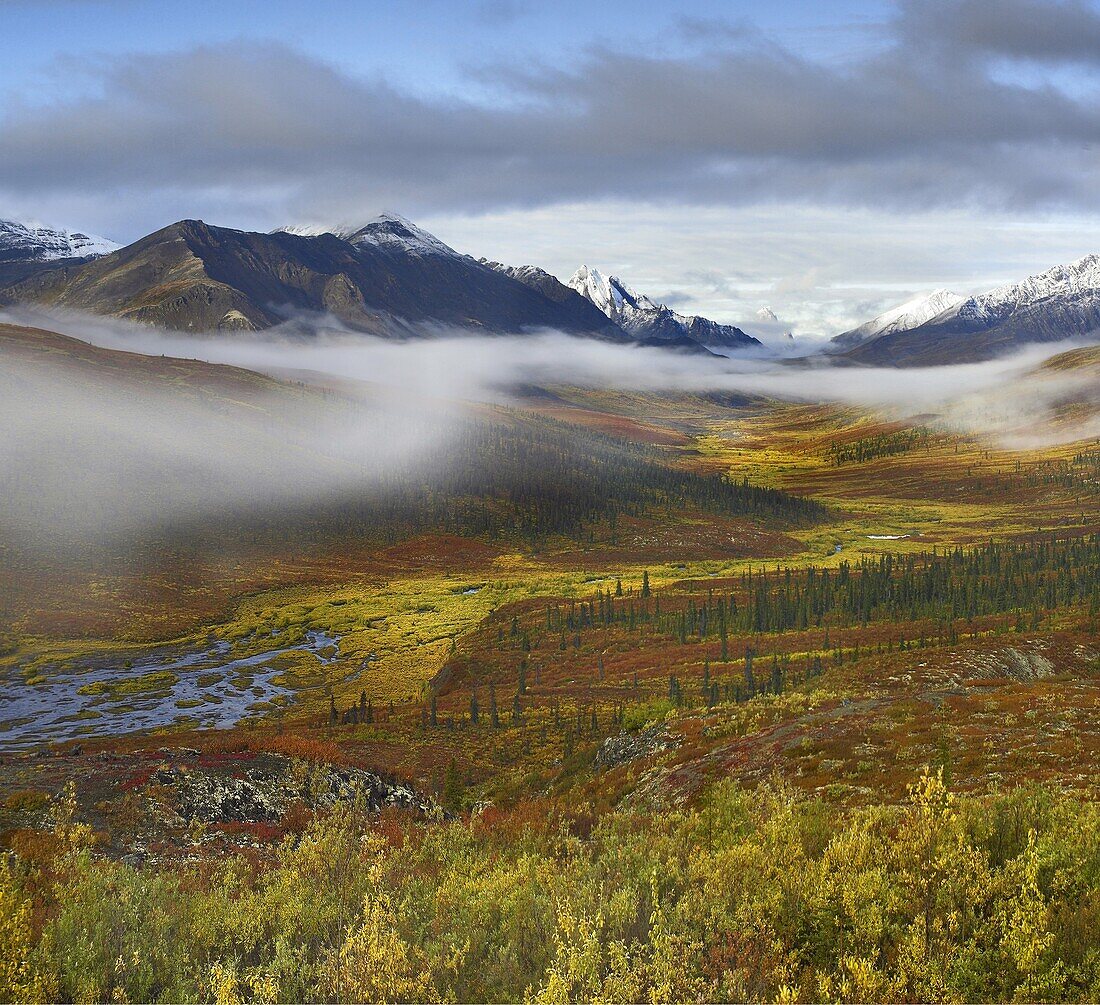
[827,427,931,465]
[1021,448,1100,494]
[544,534,1099,645]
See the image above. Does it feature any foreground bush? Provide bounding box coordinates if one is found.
[2,771,1099,1003]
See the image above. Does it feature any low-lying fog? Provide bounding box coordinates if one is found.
[1,306,1096,550]
[7,306,1098,424]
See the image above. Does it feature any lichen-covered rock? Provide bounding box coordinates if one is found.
[594,725,678,771]
[149,756,439,824]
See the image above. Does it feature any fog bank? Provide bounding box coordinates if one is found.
[0,307,1096,552]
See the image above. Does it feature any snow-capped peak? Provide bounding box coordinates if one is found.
[567,265,659,319]
[343,214,459,258]
[756,306,779,322]
[833,288,964,346]
[566,265,762,349]
[0,219,119,262]
[274,214,460,258]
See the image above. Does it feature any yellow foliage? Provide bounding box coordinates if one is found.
[0,859,55,1004]
[205,963,280,1005]
[315,835,438,1004]
[530,874,703,1005]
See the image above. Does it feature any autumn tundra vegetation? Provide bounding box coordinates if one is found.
[0,326,1098,1003]
[3,772,1100,1003]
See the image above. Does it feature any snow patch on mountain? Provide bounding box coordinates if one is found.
[273,223,332,238]
[832,289,964,348]
[954,253,1100,326]
[756,306,779,322]
[0,220,119,262]
[343,214,460,258]
[567,265,760,349]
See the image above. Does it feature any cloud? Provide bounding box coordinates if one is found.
[0,312,469,552]
[899,0,1100,65]
[679,269,742,299]
[3,0,1100,233]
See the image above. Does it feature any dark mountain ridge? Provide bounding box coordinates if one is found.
[0,219,633,339]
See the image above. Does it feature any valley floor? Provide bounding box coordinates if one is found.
[1,339,1098,1003]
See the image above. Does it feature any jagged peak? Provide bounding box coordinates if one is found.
[567,265,658,317]
[967,252,1100,311]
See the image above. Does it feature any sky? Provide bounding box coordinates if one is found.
[2,0,1100,336]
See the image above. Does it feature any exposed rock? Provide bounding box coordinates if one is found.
[955,643,1058,683]
[595,724,679,771]
[149,756,439,824]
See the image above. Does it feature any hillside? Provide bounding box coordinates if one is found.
[1,321,1097,1005]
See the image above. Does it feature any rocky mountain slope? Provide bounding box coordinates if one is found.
[478,259,628,340]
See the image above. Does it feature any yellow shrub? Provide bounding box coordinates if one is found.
[0,859,55,1004]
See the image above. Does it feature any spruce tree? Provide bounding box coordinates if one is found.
[442,758,463,812]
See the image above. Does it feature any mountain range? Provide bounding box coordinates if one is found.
[2,213,1099,365]
[0,214,756,353]
[0,216,631,340]
[833,255,1100,365]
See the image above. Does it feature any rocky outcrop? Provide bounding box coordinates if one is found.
[150,756,439,824]
[594,724,679,771]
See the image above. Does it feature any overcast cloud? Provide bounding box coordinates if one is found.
[5,0,1100,219]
